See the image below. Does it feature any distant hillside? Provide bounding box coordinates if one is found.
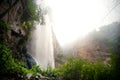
[59,22,120,63]
[73,22,120,62]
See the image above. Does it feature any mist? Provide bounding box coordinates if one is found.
[27,0,120,69]
[44,0,120,47]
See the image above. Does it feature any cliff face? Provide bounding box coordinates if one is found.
[52,30,64,67]
[72,22,120,62]
[1,0,23,57]
[0,0,36,68]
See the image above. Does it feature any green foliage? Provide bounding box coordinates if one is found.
[30,56,112,80]
[0,43,16,75]
[109,36,120,80]
[21,0,45,40]
[7,53,116,80]
[0,43,118,80]
[22,0,45,24]
[81,62,111,80]
[60,57,84,80]
[0,20,11,43]
[55,57,111,80]
[40,66,56,80]
[0,20,10,31]
[22,21,33,29]
[21,21,34,41]
[26,0,38,21]
[0,43,31,77]
[30,65,42,75]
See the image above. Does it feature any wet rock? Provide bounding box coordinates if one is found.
[26,73,33,79]
[26,73,41,80]
[25,53,36,69]
[22,46,36,69]
[40,74,50,80]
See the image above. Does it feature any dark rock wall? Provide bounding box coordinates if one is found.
[0,0,36,68]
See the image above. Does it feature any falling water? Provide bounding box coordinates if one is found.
[28,11,55,69]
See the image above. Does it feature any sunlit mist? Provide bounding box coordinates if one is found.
[43,0,119,46]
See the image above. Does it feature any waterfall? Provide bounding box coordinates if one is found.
[28,14,55,69]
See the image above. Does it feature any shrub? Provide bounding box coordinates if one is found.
[0,43,30,77]
[56,57,111,80]
[26,0,38,21]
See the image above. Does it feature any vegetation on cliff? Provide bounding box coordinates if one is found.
[0,0,46,79]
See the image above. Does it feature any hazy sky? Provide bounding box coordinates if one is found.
[42,0,120,46]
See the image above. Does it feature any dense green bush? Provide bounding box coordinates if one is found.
[36,56,118,80]
[22,0,45,24]
[0,43,16,75]
[54,57,111,80]
[0,43,35,79]
[26,0,38,21]
[0,44,53,79]
[109,36,120,80]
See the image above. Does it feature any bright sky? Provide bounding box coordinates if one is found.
[38,0,119,46]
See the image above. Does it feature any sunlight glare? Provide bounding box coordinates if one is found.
[45,0,107,46]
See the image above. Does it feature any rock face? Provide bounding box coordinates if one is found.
[52,30,64,67]
[71,22,120,62]
[0,0,36,68]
